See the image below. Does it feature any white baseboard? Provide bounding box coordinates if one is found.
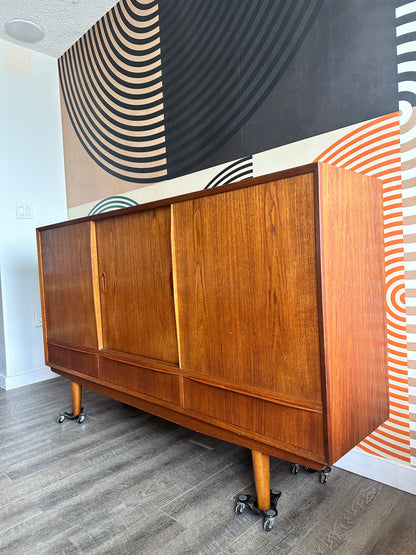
[0,366,57,390]
[335,448,416,495]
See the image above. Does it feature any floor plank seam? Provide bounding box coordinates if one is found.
[2,378,416,553]
[0,508,45,537]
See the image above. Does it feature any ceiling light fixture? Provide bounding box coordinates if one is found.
[4,19,44,43]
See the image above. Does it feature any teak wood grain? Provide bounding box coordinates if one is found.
[182,378,325,458]
[95,208,179,365]
[37,162,389,493]
[38,222,98,349]
[318,164,389,463]
[172,175,322,404]
[47,343,98,377]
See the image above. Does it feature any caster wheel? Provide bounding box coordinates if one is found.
[291,463,300,475]
[264,519,273,531]
[263,509,276,531]
[78,414,85,424]
[320,466,331,483]
[235,494,248,515]
[270,488,281,505]
[58,414,65,423]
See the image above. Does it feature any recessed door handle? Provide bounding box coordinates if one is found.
[101,272,106,293]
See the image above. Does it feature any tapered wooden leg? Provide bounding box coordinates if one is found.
[71,382,82,417]
[252,450,270,511]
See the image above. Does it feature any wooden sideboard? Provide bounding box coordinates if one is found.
[37,162,389,522]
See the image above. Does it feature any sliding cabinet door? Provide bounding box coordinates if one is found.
[39,222,98,349]
[172,174,322,405]
[38,222,99,376]
[96,207,178,365]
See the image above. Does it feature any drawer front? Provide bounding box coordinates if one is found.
[100,357,181,406]
[183,379,325,457]
[47,343,98,377]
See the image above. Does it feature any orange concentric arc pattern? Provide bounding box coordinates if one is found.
[315,112,411,464]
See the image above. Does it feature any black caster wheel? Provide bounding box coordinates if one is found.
[320,466,331,484]
[235,494,248,515]
[235,490,280,530]
[291,463,300,475]
[235,502,246,515]
[57,407,86,424]
[263,509,277,531]
[270,488,281,505]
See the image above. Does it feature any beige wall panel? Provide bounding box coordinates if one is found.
[60,91,151,209]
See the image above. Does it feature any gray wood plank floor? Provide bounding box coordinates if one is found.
[0,377,415,554]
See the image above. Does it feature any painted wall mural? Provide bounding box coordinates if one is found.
[203,157,253,190]
[59,0,397,210]
[88,195,139,215]
[59,0,167,185]
[396,0,416,467]
[59,0,416,471]
[315,112,410,464]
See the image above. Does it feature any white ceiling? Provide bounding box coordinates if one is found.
[0,0,119,58]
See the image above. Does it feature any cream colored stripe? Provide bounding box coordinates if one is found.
[401,177,416,189]
[406,342,416,351]
[60,56,167,176]
[400,110,416,135]
[402,158,416,171]
[83,32,161,94]
[71,41,163,112]
[69,46,165,129]
[400,138,416,154]
[402,224,416,237]
[121,0,160,29]
[99,18,161,73]
[106,10,159,50]
[64,53,166,143]
[402,196,416,207]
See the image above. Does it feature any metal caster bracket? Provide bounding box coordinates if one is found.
[290,463,331,483]
[58,408,86,424]
[235,488,281,531]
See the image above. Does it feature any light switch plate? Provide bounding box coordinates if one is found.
[16,202,33,218]
[34,310,43,327]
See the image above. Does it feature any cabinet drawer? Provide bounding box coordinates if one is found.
[47,343,98,377]
[183,379,324,457]
[100,357,180,405]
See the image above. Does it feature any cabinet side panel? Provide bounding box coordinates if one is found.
[319,164,389,463]
[173,174,322,403]
[39,222,98,349]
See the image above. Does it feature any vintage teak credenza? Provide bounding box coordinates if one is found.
[37,163,389,529]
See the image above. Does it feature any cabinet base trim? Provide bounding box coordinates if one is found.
[50,367,328,468]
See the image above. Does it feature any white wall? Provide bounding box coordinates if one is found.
[0,40,67,389]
